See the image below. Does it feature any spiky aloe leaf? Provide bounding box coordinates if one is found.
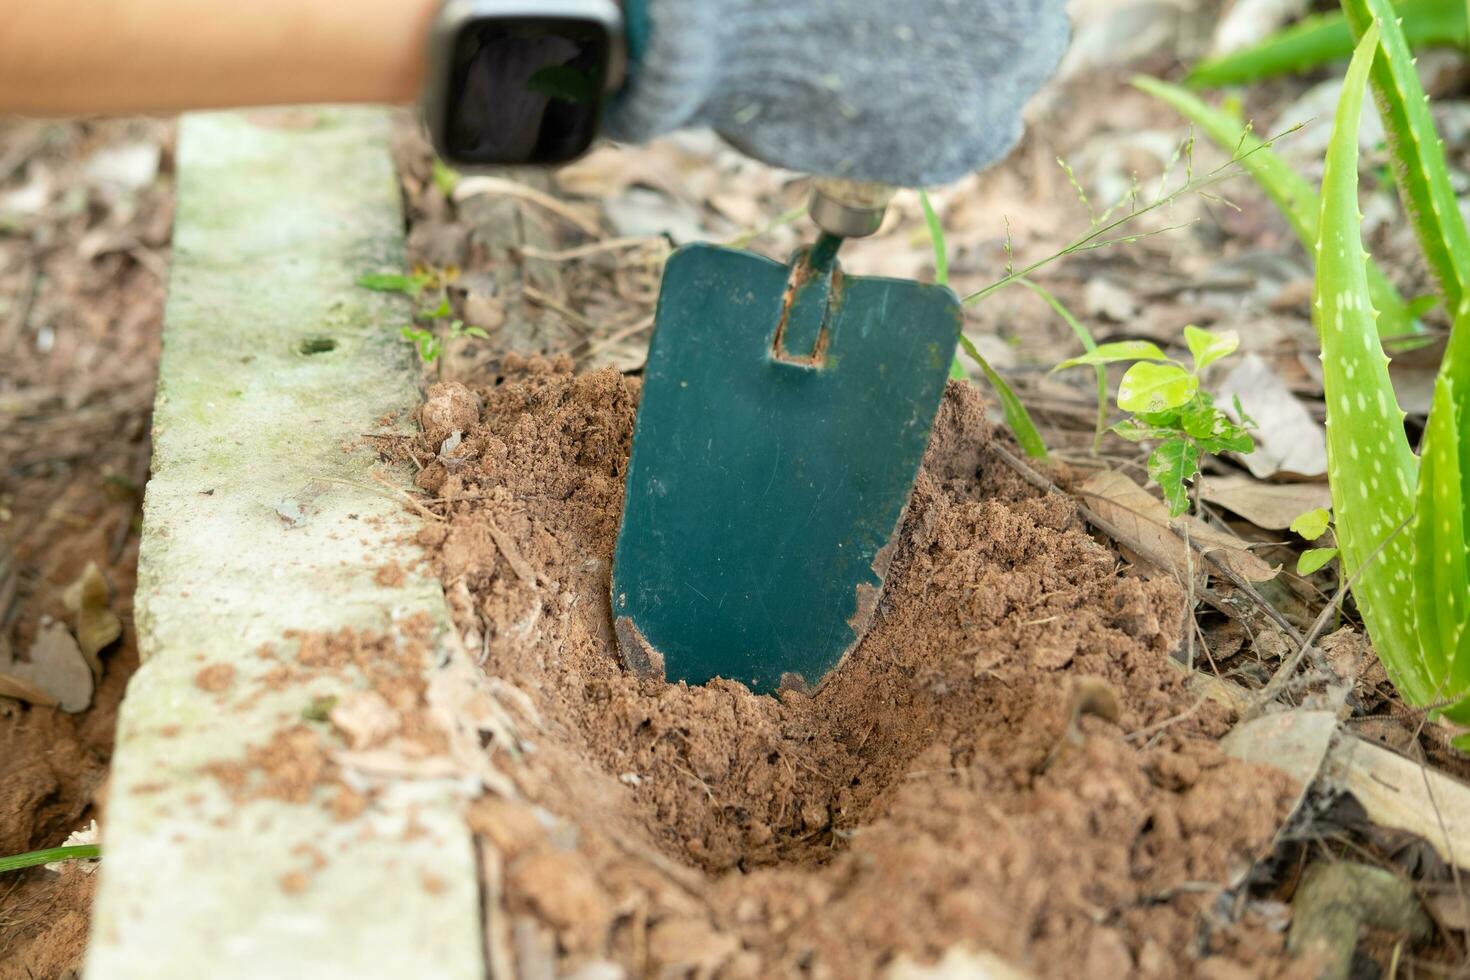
[1186,0,1467,88]
[1134,76,1417,336]
[1342,0,1470,315]
[1316,23,1430,703]
[1413,377,1467,689]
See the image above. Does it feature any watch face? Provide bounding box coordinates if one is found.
[442,16,612,166]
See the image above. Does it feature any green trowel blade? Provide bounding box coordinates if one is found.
[612,238,962,694]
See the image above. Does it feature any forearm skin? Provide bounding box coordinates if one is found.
[0,0,437,115]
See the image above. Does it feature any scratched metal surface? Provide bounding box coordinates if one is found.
[613,242,961,693]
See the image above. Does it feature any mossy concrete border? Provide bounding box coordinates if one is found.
[86,109,483,979]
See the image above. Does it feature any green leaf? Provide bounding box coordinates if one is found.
[0,844,101,874]
[958,335,1049,460]
[1412,377,1468,687]
[1178,400,1221,439]
[1297,547,1340,575]
[1111,418,1177,442]
[1290,507,1333,540]
[1055,341,1171,371]
[1316,23,1428,703]
[918,189,949,287]
[431,157,460,197]
[1117,362,1198,414]
[1342,0,1470,316]
[357,272,422,297]
[420,297,451,320]
[948,357,967,381]
[1183,325,1239,372]
[1148,437,1201,517]
[1133,75,1419,335]
[1185,0,1467,88]
[463,325,490,340]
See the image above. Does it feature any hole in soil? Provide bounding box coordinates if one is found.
[298,336,337,355]
[408,363,1302,975]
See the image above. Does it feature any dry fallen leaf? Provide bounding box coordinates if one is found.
[1198,475,1333,531]
[0,619,95,712]
[63,561,121,678]
[1217,354,1327,479]
[1079,470,1278,582]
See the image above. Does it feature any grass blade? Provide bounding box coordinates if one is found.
[958,335,1050,460]
[1135,76,1418,335]
[1342,0,1470,315]
[918,189,969,382]
[0,844,100,874]
[1315,22,1429,702]
[1186,0,1466,87]
[1019,278,1108,454]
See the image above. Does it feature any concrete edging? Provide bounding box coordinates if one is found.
[86,108,484,980]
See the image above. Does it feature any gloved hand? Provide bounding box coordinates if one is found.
[605,0,1070,187]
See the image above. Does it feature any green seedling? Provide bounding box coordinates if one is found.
[356,270,432,298]
[1312,20,1470,729]
[1291,507,1339,574]
[918,189,1050,459]
[431,157,460,197]
[1056,326,1254,515]
[1186,0,1466,87]
[1135,76,1422,334]
[0,844,100,874]
[358,266,487,366]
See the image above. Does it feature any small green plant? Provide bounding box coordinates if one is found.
[1056,326,1254,515]
[1290,507,1339,574]
[357,267,487,366]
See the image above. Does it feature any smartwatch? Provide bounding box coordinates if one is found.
[424,0,626,169]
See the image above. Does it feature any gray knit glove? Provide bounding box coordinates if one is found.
[605,0,1070,187]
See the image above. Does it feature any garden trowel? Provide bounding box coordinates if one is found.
[612,180,963,694]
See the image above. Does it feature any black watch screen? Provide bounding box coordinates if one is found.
[441,17,612,166]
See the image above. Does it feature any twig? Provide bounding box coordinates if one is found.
[1169,525,1306,649]
[577,314,655,363]
[518,236,664,262]
[522,286,594,334]
[451,175,603,237]
[1243,514,1414,721]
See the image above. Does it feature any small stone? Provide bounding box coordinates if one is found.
[420,382,481,445]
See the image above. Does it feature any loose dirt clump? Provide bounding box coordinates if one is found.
[396,356,1311,979]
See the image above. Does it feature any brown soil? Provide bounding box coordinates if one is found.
[399,358,1312,978]
[0,117,170,977]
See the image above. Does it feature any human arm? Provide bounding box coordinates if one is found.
[0,0,436,115]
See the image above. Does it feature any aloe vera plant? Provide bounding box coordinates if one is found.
[1315,20,1470,728]
[1186,0,1466,88]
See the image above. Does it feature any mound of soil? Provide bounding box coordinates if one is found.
[401,357,1309,979]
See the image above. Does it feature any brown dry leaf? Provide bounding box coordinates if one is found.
[1079,470,1277,582]
[1198,475,1333,530]
[62,560,121,677]
[0,671,59,708]
[1216,354,1327,479]
[0,619,95,712]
